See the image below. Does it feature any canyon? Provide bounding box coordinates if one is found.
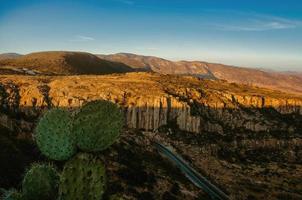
[1,72,302,199]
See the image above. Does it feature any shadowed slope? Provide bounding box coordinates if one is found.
[0,51,135,75]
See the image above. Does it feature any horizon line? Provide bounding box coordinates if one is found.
[0,50,301,73]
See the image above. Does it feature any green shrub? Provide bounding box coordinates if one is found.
[59,153,106,200]
[73,100,123,152]
[35,108,76,160]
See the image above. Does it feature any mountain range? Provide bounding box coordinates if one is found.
[0,51,301,95]
[98,53,302,95]
[0,51,134,75]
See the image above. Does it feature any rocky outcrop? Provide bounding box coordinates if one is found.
[0,73,301,136]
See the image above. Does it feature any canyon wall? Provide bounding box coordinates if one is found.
[0,73,301,137]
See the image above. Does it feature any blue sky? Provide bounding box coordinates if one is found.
[0,0,302,71]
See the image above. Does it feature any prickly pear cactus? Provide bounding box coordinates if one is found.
[35,108,76,160]
[59,153,106,200]
[73,100,123,152]
[1,188,23,200]
[22,163,59,200]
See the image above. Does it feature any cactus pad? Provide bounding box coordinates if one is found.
[59,153,106,200]
[73,100,123,152]
[22,163,59,200]
[2,189,23,200]
[35,108,76,160]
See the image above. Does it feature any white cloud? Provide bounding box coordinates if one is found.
[69,35,95,42]
[205,11,301,31]
[215,22,297,31]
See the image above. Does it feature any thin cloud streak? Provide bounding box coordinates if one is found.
[214,21,297,31]
[69,35,95,42]
[204,11,302,31]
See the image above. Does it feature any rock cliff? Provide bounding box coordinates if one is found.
[1,72,302,199]
[0,72,301,135]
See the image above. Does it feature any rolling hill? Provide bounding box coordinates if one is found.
[98,53,302,95]
[0,51,135,75]
[0,53,22,60]
[0,51,301,94]
[97,53,216,79]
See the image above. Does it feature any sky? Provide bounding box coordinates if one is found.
[0,0,302,71]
